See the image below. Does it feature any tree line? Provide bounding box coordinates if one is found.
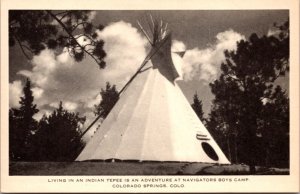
[9,80,118,161]
[191,20,289,173]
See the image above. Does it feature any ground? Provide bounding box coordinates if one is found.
[9,161,289,175]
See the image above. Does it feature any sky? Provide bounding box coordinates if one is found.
[9,10,289,130]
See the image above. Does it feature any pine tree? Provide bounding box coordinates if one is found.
[33,102,85,161]
[207,20,289,173]
[19,79,39,130]
[261,86,289,167]
[9,10,106,68]
[191,92,205,121]
[9,78,39,160]
[94,82,119,119]
[9,109,21,160]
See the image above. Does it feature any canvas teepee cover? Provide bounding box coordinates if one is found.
[76,24,230,164]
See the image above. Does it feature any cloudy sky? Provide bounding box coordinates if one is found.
[9,10,289,128]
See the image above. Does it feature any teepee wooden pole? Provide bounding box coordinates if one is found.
[149,14,155,31]
[146,16,154,36]
[137,21,153,45]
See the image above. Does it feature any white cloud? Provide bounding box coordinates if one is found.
[96,21,148,87]
[267,28,281,37]
[32,87,44,100]
[181,29,245,83]
[49,102,59,109]
[9,80,23,108]
[84,93,102,109]
[18,49,57,87]
[33,109,51,121]
[17,70,32,77]
[215,29,245,51]
[74,34,94,53]
[172,40,186,52]
[17,47,104,116]
[13,20,148,133]
[57,48,73,65]
[87,11,97,22]
[64,101,78,111]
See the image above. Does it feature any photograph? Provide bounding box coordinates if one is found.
[1,0,299,193]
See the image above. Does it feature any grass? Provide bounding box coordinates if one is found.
[9,161,289,175]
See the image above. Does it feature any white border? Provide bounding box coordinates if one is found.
[1,0,299,192]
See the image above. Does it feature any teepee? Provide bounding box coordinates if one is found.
[76,19,230,164]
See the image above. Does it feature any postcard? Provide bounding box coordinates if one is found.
[1,0,299,192]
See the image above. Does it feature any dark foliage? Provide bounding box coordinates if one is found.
[9,79,85,161]
[9,79,39,161]
[94,82,119,119]
[32,102,85,161]
[9,10,106,68]
[260,86,289,168]
[191,92,205,121]
[206,20,289,172]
